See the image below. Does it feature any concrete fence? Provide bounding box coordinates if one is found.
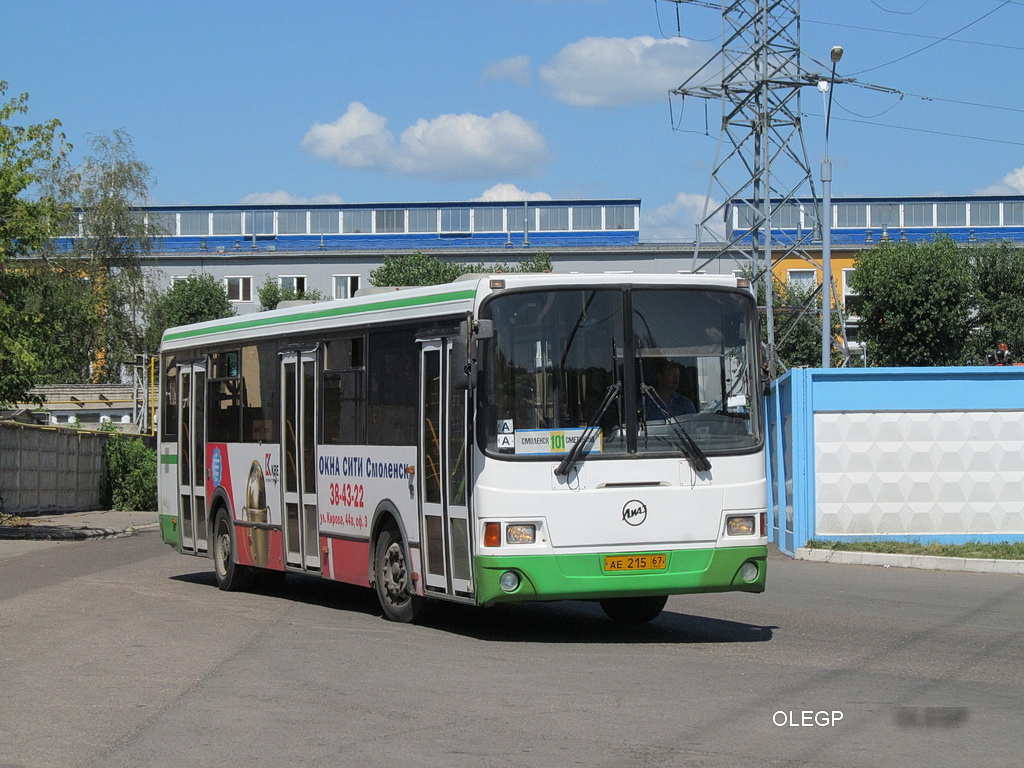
[0,422,109,515]
[766,366,1024,555]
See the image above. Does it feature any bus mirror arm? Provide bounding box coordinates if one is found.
[453,319,494,391]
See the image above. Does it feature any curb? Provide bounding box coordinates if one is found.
[0,522,159,542]
[795,547,1024,575]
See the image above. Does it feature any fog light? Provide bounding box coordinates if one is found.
[499,570,521,592]
[726,515,755,536]
[740,561,759,582]
[506,524,536,544]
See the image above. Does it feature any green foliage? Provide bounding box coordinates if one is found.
[968,241,1024,362]
[256,275,329,311]
[0,81,72,265]
[749,270,841,370]
[101,433,157,511]
[850,237,976,366]
[144,273,235,352]
[369,251,553,287]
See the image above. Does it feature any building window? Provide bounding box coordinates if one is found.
[279,276,307,293]
[787,269,816,292]
[441,208,471,232]
[343,209,372,233]
[538,207,569,231]
[212,211,243,235]
[572,206,602,230]
[408,208,438,233]
[180,211,210,236]
[1004,202,1024,226]
[278,210,308,234]
[903,203,932,227]
[936,203,966,227]
[605,205,635,230]
[970,202,1000,227]
[773,203,803,229]
[375,209,405,233]
[473,207,505,232]
[310,209,340,234]
[148,212,177,237]
[244,210,274,235]
[225,276,252,303]
[870,204,900,228]
[835,204,867,228]
[333,274,361,299]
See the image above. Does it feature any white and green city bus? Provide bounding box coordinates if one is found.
[158,273,767,623]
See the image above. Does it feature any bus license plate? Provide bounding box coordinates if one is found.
[603,553,668,572]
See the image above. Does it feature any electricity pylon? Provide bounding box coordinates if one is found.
[670,0,844,370]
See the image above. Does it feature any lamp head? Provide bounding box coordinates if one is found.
[830,46,844,64]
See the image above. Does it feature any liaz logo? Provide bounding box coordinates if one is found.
[621,500,648,526]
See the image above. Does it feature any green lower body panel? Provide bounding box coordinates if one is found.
[159,513,180,550]
[474,545,766,605]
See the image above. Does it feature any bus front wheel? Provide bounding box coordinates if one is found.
[373,525,427,623]
[599,595,668,624]
[213,511,253,592]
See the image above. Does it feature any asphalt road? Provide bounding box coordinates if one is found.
[0,532,1021,768]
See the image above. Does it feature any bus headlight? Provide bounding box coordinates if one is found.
[740,561,759,582]
[499,571,521,592]
[726,515,756,536]
[506,524,536,544]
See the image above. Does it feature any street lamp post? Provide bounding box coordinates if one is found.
[820,45,843,369]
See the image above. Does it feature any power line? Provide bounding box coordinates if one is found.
[806,19,1024,54]
[804,112,1024,148]
[847,0,1015,76]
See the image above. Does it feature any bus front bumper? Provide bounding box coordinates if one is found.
[473,545,766,606]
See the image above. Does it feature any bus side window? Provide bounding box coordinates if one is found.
[367,327,418,445]
[241,343,278,443]
[323,336,366,445]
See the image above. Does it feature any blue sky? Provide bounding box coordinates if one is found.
[4,0,1023,241]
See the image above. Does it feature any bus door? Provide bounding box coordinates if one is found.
[177,360,208,554]
[280,349,321,571]
[419,337,473,599]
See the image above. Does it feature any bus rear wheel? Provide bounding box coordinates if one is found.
[374,524,427,623]
[599,595,668,624]
[213,511,253,592]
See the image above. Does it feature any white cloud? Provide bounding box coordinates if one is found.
[301,102,549,179]
[540,36,713,107]
[977,166,1024,195]
[238,190,343,205]
[473,183,552,202]
[481,55,531,86]
[642,191,720,242]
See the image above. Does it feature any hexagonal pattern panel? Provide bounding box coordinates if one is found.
[815,411,1024,536]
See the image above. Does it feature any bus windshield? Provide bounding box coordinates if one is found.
[479,286,761,460]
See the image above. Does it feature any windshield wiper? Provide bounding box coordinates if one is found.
[554,382,621,477]
[639,384,712,472]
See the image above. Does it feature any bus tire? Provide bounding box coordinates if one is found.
[374,524,427,623]
[599,595,668,624]
[213,510,253,592]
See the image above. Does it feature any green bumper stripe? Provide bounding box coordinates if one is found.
[474,545,766,605]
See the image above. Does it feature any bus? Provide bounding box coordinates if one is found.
[157,272,767,623]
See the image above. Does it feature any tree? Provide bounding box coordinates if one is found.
[144,273,236,353]
[256,275,328,311]
[369,251,552,287]
[849,237,975,366]
[969,241,1024,362]
[750,271,841,371]
[0,82,72,405]
[40,129,155,381]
